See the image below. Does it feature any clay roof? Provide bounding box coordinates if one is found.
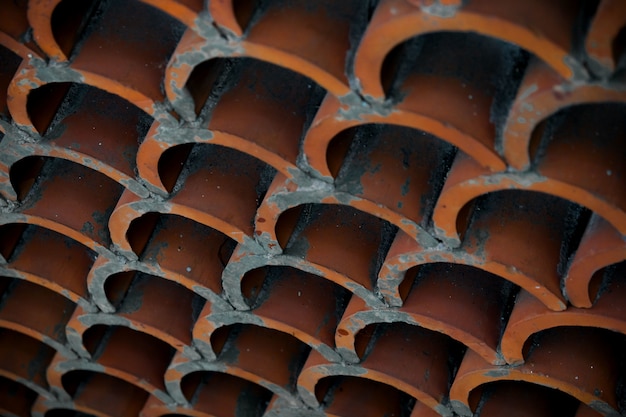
[0,0,625,416]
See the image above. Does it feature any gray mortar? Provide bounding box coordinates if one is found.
[337,91,397,121]
[166,28,244,122]
[42,335,77,361]
[298,364,368,408]
[87,256,134,312]
[209,310,264,329]
[344,0,378,90]
[63,328,88,361]
[193,338,219,361]
[417,0,464,18]
[589,399,623,417]
[10,376,51,401]
[165,376,190,406]
[191,284,233,311]
[152,124,215,148]
[31,59,84,85]
[54,358,105,376]
[449,398,472,417]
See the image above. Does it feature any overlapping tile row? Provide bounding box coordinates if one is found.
[0,0,625,416]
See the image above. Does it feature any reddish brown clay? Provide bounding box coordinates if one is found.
[298,323,463,415]
[111,145,266,249]
[0,45,22,126]
[0,277,77,357]
[169,325,310,402]
[0,328,55,397]
[66,276,201,357]
[194,265,348,362]
[0,1,625,415]
[354,0,587,101]
[501,59,626,170]
[565,214,626,307]
[33,370,149,417]
[433,150,626,245]
[47,329,174,403]
[316,375,420,417]
[380,189,572,311]
[3,157,123,251]
[585,0,626,75]
[337,263,514,365]
[302,91,505,182]
[0,376,38,417]
[146,369,271,416]
[107,211,234,308]
[0,83,150,198]
[450,327,623,417]
[469,381,603,417]
[500,274,626,365]
[0,0,42,58]
[203,1,356,96]
[0,224,95,309]
[254,170,439,256]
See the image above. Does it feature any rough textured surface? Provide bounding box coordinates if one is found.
[0,0,625,416]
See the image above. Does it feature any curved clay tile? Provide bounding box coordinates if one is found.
[164,54,320,173]
[27,0,91,62]
[354,0,588,100]
[166,328,310,404]
[10,0,184,126]
[450,327,623,417]
[0,45,22,125]
[0,83,152,199]
[0,376,38,417]
[467,381,602,417]
[254,171,439,255]
[380,192,571,311]
[1,157,123,253]
[0,224,96,310]
[0,328,55,398]
[303,88,505,180]
[158,367,272,415]
[46,332,174,403]
[0,277,77,358]
[500,277,626,365]
[1,1,625,415]
[194,266,349,362]
[206,0,259,38]
[165,31,328,122]
[222,206,391,309]
[196,1,361,97]
[304,375,432,417]
[137,0,203,29]
[111,146,269,251]
[298,324,464,416]
[435,119,626,242]
[584,0,626,76]
[65,278,203,359]
[337,264,515,365]
[0,0,42,59]
[565,214,626,307]
[106,212,235,308]
[86,257,232,314]
[137,122,301,195]
[32,371,149,417]
[8,64,176,134]
[501,59,626,170]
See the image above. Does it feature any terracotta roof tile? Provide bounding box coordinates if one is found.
[0,1,625,416]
